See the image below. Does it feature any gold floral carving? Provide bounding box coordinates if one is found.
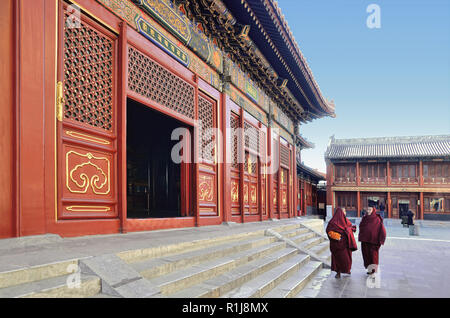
[250,185,257,204]
[66,151,110,195]
[244,184,248,203]
[231,181,239,202]
[199,175,214,202]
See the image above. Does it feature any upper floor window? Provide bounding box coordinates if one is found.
[334,164,355,182]
[423,162,450,178]
[360,163,386,178]
[391,164,417,178]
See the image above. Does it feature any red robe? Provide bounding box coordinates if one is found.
[326,208,357,274]
[358,209,387,269]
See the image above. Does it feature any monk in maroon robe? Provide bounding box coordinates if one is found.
[358,207,387,274]
[326,208,357,278]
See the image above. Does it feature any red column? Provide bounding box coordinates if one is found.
[222,95,231,223]
[239,107,245,223]
[293,145,298,217]
[420,192,424,220]
[419,160,424,187]
[118,21,128,233]
[356,161,360,186]
[357,191,361,217]
[387,161,391,186]
[387,192,392,218]
[267,127,274,219]
[0,0,16,238]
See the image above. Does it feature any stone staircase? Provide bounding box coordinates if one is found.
[0,259,101,298]
[0,221,331,298]
[120,222,331,298]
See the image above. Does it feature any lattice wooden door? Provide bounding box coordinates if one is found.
[230,112,241,216]
[244,121,259,215]
[197,92,219,217]
[56,2,118,219]
[280,144,291,215]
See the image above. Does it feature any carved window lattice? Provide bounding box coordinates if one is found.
[244,121,259,155]
[280,144,290,168]
[199,95,215,162]
[128,46,195,119]
[63,10,114,131]
[230,113,240,169]
[273,138,279,180]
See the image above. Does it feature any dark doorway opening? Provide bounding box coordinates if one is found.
[127,99,190,218]
[399,203,409,217]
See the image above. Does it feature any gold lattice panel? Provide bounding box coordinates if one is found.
[63,10,114,131]
[128,46,195,119]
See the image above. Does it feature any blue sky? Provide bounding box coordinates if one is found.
[276,0,450,173]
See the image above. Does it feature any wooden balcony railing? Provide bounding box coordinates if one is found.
[423,177,450,185]
[360,177,387,185]
[334,177,356,185]
[390,177,419,185]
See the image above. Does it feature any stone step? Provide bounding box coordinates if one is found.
[0,273,100,298]
[132,235,278,280]
[279,227,309,238]
[118,232,268,264]
[150,241,288,295]
[263,261,322,298]
[294,268,331,298]
[272,223,302,233]
[169,248,304,298]
[310,241,329,255]
[290,232,316,245]
[220,253,310,298]
[118,223,300,264]
[89,293,119,298]
[300,236,324,250]
[0,259,79,289]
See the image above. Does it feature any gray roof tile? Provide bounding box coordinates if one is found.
[325,135,450,159]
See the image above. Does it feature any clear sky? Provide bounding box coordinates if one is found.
[276,0,450,173]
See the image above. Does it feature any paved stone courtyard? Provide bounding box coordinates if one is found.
[316,219,450,298]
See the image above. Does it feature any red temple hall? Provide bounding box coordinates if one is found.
[325,135,450,220]
[0,0,335,238]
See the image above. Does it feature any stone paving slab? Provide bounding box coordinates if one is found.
[317,237,450,298]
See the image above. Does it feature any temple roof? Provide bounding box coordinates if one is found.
[297,161,326,181]
[181,0,334,123]
[296,134,314,150]
[223,0,335,118]
[325,135,450,160]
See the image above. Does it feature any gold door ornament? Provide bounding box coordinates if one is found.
[250,185,257,204]
[199,175,214,202]
[66,151,111,195]
[231,180,239,202]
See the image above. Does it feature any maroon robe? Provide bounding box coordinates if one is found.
[326,208,357,274]
[358,208,387,269]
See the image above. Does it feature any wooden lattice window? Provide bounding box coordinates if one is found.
[63,8,115,131]
[230,113,240,169]
[280,144,290,168]
[127,46,195,119]
[244,121,259,154]
[198,94,215,162]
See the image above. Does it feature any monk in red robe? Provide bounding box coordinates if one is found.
[326,208,357,278]
[358,207,387,274]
